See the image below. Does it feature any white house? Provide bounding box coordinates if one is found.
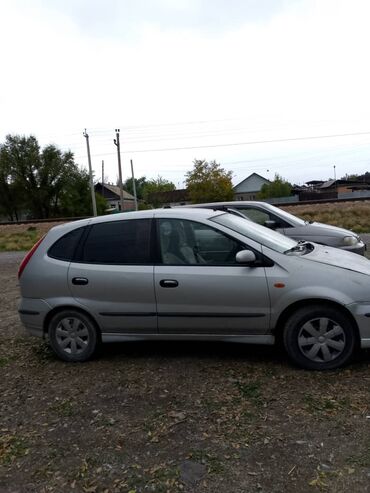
[233,173,270,200]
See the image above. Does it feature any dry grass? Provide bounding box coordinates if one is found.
[0,222,64,251]
[282,200,370,234]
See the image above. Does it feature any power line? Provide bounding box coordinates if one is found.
[74,130,370,158]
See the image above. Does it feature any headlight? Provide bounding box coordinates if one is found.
[343,236,358,246]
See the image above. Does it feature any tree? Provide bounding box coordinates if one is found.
[143,176,176,207]
[0,146,25,221]
[0,134,106,219]
[258,174,292,199]
[58,168,107,217]
[185,159,234,203]
[122,176,147,199]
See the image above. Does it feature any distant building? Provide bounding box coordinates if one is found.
[233,173,270,200]
[95,182,136,211]
[319,179,364,193]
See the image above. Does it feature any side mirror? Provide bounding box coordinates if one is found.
[264,220,277,229]
[236,250,257,265]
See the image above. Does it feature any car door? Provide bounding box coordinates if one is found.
[68,218,157,335]
[154,218,271,335]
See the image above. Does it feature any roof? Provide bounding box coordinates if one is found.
[71,207,225,227]
[233,173,270,193]
[320,180,337,189]
[147,189,189,203]
[95,182,136,200]
[319,179,367,189]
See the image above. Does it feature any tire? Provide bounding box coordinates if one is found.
[48,310,99,362]
[283,305,356,370]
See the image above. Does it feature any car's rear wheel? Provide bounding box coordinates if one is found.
[48,310,99,362]
[283,305,356,370]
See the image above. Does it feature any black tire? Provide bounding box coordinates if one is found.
[48,310,99,362]
[283,305,356,370]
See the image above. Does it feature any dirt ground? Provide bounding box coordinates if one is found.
[1,251,370,493]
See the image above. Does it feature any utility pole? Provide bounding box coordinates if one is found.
[130,159,138,211]
[101,160,105,200]
[113,129,124,212]
[83,129,97,217]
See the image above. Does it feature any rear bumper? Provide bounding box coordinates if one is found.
[18,298,51,338]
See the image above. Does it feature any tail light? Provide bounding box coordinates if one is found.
[18,236,45,279]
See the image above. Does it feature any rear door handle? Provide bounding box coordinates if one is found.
[159,279,179,288]
[72,277,89,285]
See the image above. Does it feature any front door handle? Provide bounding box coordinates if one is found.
[159,279,179,288]
[72,277,89,286]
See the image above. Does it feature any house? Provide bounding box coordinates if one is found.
[94,182,136,211]
[319,179,366,193]
[233,173,270,200]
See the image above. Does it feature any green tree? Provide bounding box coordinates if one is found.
[59,168,107,217]
[258,174,292,199]
[0,146,25,220]
[143,176,176,207]
[122,176,147,199]
[0,134,105,219]
[185,159,234,203]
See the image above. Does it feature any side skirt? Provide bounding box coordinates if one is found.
[101,333,275,345]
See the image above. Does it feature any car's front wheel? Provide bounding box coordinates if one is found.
[48,310,99,362]
[283,305,357,370]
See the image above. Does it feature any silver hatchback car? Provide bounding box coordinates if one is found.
[18,208,370,370]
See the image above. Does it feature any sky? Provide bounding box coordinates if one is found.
[1,0,370,188]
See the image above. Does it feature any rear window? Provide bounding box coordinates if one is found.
[81,219,151,264]
[48,227,85,261]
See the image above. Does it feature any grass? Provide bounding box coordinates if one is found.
[0,229,39,251]
[234,381,262,404]
[303,394,349,415]
[346,447,370,467]
[0,434,29,465]
[283,200,370,234]
[188,450,225,475]
[0,222,61,252]
[49,398,75,417]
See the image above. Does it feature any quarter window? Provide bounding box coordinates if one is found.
[81,219,151,264]
[48,227,85,261]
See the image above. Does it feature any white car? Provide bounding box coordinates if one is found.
[188,201,365,255]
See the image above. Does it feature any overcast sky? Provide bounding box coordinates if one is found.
[1,0,370,187]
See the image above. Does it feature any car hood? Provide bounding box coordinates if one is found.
[304,243,370,275]
[305,221,358,238]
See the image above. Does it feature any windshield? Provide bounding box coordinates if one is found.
[261,203,306,226]
[212,212,298,253]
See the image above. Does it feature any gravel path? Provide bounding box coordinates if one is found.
[1,249,370,492]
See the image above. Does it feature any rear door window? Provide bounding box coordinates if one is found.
[81,219,151,264]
